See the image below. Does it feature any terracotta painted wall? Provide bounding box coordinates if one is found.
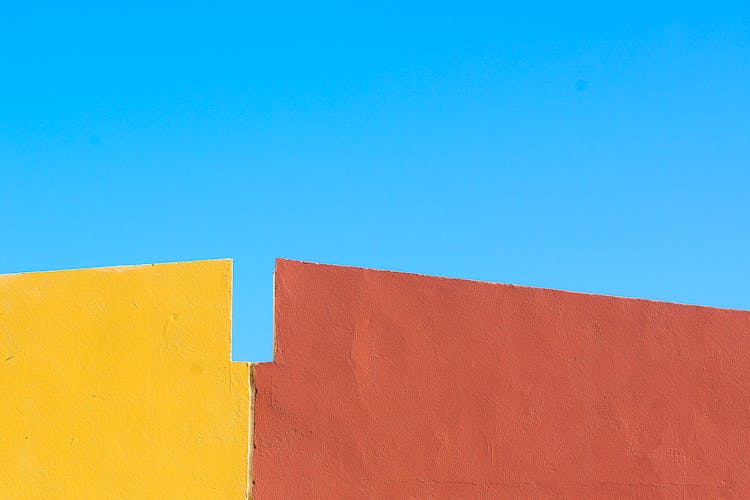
[254,259,750,499]
[0,260,249,498]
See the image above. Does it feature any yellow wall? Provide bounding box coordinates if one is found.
[0,260,250,499]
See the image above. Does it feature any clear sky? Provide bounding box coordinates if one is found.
[1,2,748,361]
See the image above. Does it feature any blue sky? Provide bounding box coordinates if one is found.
[1,2,748,361]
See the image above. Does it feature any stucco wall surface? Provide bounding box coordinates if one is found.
[254,259,750,499]
[0,260,249,499]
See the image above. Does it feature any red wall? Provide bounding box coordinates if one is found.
[253,259,750,498]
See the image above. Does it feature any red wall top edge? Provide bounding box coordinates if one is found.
[254,259,750,499]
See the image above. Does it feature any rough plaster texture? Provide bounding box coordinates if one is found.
[254,259,750,499]
[0,260,250,498]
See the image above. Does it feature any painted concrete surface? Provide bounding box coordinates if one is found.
[0,260,249,499]
[254,259,750,498]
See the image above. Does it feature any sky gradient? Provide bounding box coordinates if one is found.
[1,2,748,361]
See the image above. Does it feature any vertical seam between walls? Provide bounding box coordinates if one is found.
[247,363,256,500]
